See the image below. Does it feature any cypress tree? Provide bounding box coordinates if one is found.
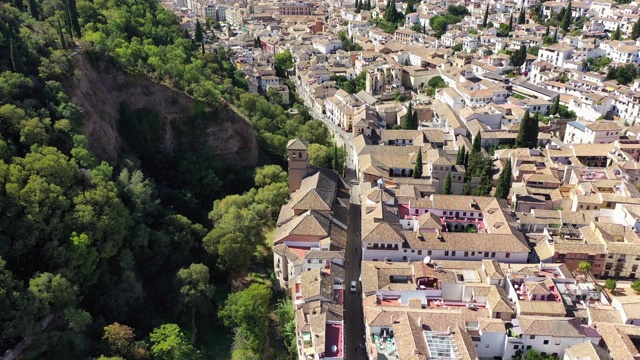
[201,42,205,55]
[9,39,23,73]
[195,19,204,43]
[334,144,339,171]
[366,0,372,10]
[632,20,640,40]
[412,111,418,130]
[472,131,482,154]
[518,7,525,25]
[612,25,621,41]
[482,2,489,28]
[463,181,472,195]
[64,1,74,37]
[528,112,539,148]
[443,172,452,194]
[56,18,67,49]
[405,0,414,15]
[68,0,82,37]
[508,13,513,32]
[413,151,423,179]
[545,24,549,37]
[552,26,558,43]
[384,0,398,23]
[355,0,359,9]
[456,147,464,165]
[561,1,571,32]
[494,160,512,199]
[404,102,413,129]
[464,151,469,167]
[13,0,24,11]
[515,110,530,148]
[27,0,39,19]
[550,96,560,115]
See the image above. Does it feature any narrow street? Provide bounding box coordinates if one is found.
[344,201,365,360]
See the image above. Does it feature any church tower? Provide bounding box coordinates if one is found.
[287,138,309,194]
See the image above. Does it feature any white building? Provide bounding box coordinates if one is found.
[563,121,621,145]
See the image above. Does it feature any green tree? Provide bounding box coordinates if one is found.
[68,0,82,37]
[366,0,372,10]
[508,13,513,32]
[518,7,525,24]
[176,264,215,315]
[604,278,617,292]
[456,147,466,165]
[529,112,539,148]
[308,143,330,168]
[550,96,560,115]
[631,280,640,293]
[632,20,640,39]
[384,0,401,23]
[195,19,204,43]
[333,144,339,171]
[482,2,489,28]
[552,26,558,43]
[471,131,482,154]
[494,160,512,199]
[428,75,446,88]
[274,50,293,77]
[254,165,287,187]
[515,110,530,148]
[149,324,199,360]
[27,0,40,19]
[404,102,413,129]
[413,150,423,178]
[510,44,527,68]
[102,323,148,360]
[576,261,593,274]
[405,0,414,14]
[443,172,452,194]
[561,1,571,32]
[612,24,621,40]
[545,24,550,37]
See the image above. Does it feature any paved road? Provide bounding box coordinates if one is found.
[344,202,365,360]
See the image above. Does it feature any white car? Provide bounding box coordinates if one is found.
[350,280,357,293]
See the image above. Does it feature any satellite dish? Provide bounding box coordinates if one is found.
[423,256,431,264]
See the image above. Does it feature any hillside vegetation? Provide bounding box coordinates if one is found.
[0,0,339,359]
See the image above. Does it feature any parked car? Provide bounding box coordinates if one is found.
[350,280,357,293]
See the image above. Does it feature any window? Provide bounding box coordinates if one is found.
[513,345,519,350]
[445,251,449,256]
[526,346,532,350]
[464,252,469,257]
[463,212,467,216]
[555,340,560,345]
[491,252,496,258]
[506,253,510,258]
[530,335,536,340]
[452,251,456,256]
[404,250,407,253]
[403,256,407,260]
[543,340,549,345]
[484,252,489,257]
[418,250,422,255]
[427,250,432,255]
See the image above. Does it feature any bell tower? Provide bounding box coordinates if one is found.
[287,138,309,193]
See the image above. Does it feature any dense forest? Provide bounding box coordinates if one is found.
[0,0,340,359]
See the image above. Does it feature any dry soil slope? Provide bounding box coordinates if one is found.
[69,55,258,167]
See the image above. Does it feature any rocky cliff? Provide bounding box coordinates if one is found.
[68,55,258,167]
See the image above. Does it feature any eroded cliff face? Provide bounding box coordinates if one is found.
[68,55,258,167]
